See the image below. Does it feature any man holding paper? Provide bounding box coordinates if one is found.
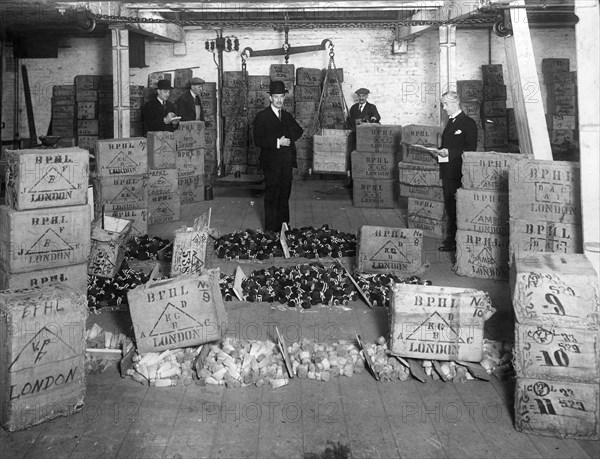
[434,91,478,252]
[142,79,180,135]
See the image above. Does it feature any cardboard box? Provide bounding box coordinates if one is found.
[483,84,507,101]
[295,101,319,117]
[295,86,321,102]
[174,68,193,88]
[543,71,576,85]
[456,189,509,235]
[76,101,98,120]
[484,129,509,149]
[246,90,269,109]
[542,58,570,74]
[481,100,507,118]
[88,216,132,278]
[514,323,599,383]
[224,126,248,148]
[545,114,577,131]
[222,71,248,88]
[352,179,396,208]
[401,125,442,147]
[398,162,442,187]
[95,137,147,177]
[549,129,575,145]
[74,74,102,90]
[457,80,483,102]
[389,284,495,361]
[356,124,402,154]
[455,229,510,280]
[356,226,424,275]
[399,184,444,202]
[0,284,87,431]
[147,131,176,169]
[270,64,295,82]
[0,263,88,292]
[351,151,398,180]
[53,85,75,97]
[247,75,271,91]
[408,197,445,221]
[127,270,227,354]
[509,218,582,259]
[77,119,99,136]
[296,68,322,87]
[514,378,598,440]
[482,65,504,85]
[93,174,147,212]
[510,253,599,330]
[462,151,530,191]
[508,160,581,224]
[0,204,91,274]
[320,108,345,129]
[4,148,89,211]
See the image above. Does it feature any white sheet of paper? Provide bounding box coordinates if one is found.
[437,155,449,163]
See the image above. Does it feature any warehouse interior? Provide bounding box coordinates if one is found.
[1,1,600,458]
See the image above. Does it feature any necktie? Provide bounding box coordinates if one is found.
[195,95,201,105]
[278,109,281,120]
[359,104,364,112]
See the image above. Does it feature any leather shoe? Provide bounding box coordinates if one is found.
[438,244,456,252]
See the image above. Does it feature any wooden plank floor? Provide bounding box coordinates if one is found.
[2,179,599,459]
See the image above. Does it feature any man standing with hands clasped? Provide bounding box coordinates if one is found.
[142,79,180,135]
[176,76,207,123]
[253,81,304,233]
[430,91,478,252]
[348,87,381,126]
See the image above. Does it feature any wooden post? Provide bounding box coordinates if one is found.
[110,25,131,139]
[576,0,600,278]
[503,0,552,160]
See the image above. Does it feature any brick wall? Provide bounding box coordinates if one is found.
[2,26,576,143]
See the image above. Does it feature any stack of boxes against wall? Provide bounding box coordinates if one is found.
[200,82,218,181]
[294,67,323,177]
[222,70,250,177]
[455,152,529,281]
[246,73,271,175]
[398,126,445,238]
[457,79,485,152]
[508,159,582,260]
[542,58,579,161]
[51,85,77,147]
[480,64,512,152]
[352,124,402,209]
[511,253,599,440]
[75,75,102,156]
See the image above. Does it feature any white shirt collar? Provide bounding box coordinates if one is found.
[271,105,281,117]
[450,109,462,119]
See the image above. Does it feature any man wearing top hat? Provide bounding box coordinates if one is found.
[253,80,304,232]
[176,76,207,123]
[348,88,380,127]
[142,79,180,135]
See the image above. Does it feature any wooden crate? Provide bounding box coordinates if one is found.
[247,75,271,91]
[296,68,322,86]
[508,160,581,224]
[462,151,529,191]
[0,204,91,274]
[350,151,398,180]
[455,229,510,280]
[176,148,204,178]
[127,269,227,354]
[482,100,507,118]
[222,71,247,88]
[456,188,509,235]
[509,218,582,260]
[76,101,98,120]
[313,129,352,174]
[482,64,504,85]
[53,85,75,97]
[401,143,439,166]
[542,58,570,74]
[401,125,442,147]
[0,263,88,292]
[356,124,402,154]
[389,284,495,361]
[88,216,132,278]
[407,215,447,239]
[357,226,423,275]
[178,175,205,205]
[457,80,483,102]
[93,174,147,213]
[171,215,210,277]
[510,253,600,330]
[398,162,442,187]
[295,86,321,102]
[148,194,180,225]
[74,74,102,90]
[482,84,507,101]
[175,121,205,150]
[4,148,89,211]
[173,68,193,88]
[102,208,147,239]
[514,378,599,440]
[408,197,445,222]
[352,179,396,208]
[147,131,176,169]
[399,184,444,202]
[0,284,87,432]
[545,114,577,131]
[77,119,99,136]
[95,137,147,177]
[75,89,98,102]
[514,323,599,383]
[270,64,295,82]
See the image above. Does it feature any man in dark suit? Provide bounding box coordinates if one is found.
[142,79,180,135]
[347,87,381,126]
[436,91,478,252]
[253,81,304,232]
[176,76,206,122]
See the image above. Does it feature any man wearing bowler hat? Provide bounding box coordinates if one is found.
[253,80,304,232]
[142,79,180,135]
[176,76,207,123]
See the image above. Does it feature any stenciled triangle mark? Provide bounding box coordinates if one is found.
[9,326,79,371]
[405,311,465,344]
[370,240,410,262]
[151,203,174,218]
[106,152,138,169]
[29,166,77,193]
[149,302,207,337]
[476,169,501,189]
[110,187,143,204]
[152,176,173,188]
[470,204,501,225]
[471,246,500,268]
[25,228,74,255]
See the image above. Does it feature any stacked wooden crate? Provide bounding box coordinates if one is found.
[93,137,149,238]
[508,159,582,261]
[130,85,145,137]
[455,151,529,280]
[457,79,484,151]
[51,85,76,145]
[294,67,322,177]
[398,125,444,238]
[175,121,206,207]
[313,129,353,175]
[352,124,402,208]
[75,75,102,155]
[198,82,218,182]
[320,68,345,130]
[270,64,295,115]
[222,70,248,177]
[481,65,509,152]
[542,58,579,161]
[0,147,91,293]
[511,253,599,440]
[246,76,270,176]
